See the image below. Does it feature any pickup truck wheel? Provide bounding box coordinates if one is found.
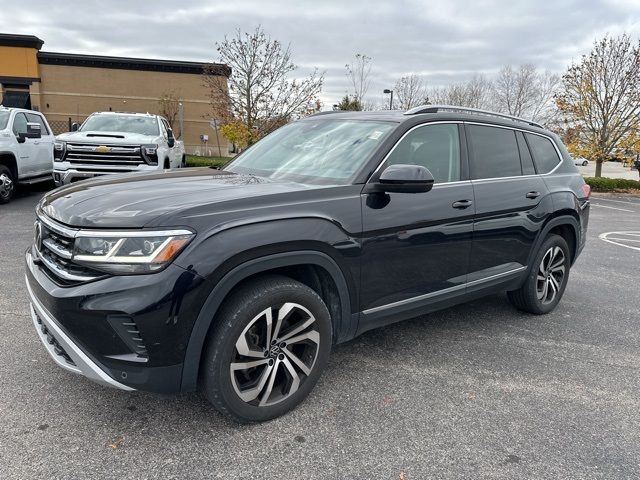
[507,234,570,314]
[181,157,186,168]
[0,165,15,204]
[202,274,332,423]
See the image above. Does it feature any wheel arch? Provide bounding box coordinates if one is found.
[529,213,580,269]
[180,250,352,392]
[0,152,18,179]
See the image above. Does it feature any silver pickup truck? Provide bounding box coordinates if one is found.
[53,111,186,186]
[0,107,54,204]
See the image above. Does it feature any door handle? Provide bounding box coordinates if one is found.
[452,199,473,209]
[526,191,541,199]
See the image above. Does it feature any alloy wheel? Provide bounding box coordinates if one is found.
[230,302,320,407]
[536,246,566,305]
[0,173,13,200]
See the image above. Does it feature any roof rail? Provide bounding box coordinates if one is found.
[404,104,543,128]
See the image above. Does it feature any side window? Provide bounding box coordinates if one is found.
[468,125,521,179]
[26,113,51,136]
[386,124,460,183]
[12,113,28,136]
[526,133,561,174]
[516,131,536,175]
[159,119,168,139]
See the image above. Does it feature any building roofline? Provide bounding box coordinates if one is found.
[37,51,230,76]
[0,33,44,50]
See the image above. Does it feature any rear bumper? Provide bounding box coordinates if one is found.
[26,276,133,391]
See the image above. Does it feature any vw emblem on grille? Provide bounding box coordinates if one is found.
[34,221,43,252]
[95,145,111,153]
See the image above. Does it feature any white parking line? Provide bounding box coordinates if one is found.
[593,197,640,206]
[591,203,635,212]
[599,231,640,251]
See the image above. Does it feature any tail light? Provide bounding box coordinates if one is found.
[581,184,591,199]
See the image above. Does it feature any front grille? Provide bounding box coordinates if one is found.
[33,310,76,366]
[64,143,147,166]
[35,216,103,285]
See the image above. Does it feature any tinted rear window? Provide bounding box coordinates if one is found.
[526,133,561,174]
[468,125,521,179]
[516,131,536,175]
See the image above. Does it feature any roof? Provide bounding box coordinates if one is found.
[38,51,230,76]
[0,33,44,50]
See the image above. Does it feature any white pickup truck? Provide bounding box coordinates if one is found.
[53,111,186,186]
[0,107,54,204]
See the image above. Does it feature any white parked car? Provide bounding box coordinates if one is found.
[53,112,186,186]
[574,157,589,166]
[0,107,54,204]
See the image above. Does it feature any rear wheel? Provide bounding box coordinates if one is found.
[0,165,15,204]
[582,160,588,166]
[202,275,332,423]
[508,234,570,314]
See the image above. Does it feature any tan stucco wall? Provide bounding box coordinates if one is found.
[35,64,229,155]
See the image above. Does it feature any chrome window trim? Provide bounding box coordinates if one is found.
[362,266,527,315]
[464,121,564,177]
[365,120,565,186]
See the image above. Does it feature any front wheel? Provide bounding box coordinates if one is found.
[202,275,332,423]
[508,234,570,314]
[0,165,15,204]
[582,160,588,166]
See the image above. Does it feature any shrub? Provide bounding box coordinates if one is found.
[584,176,640,192]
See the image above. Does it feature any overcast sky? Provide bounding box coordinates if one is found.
[2,0,640,107]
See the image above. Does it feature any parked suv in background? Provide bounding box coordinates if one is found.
[53,111,185,186]
[25,105,590,422]
[0,107,54,204]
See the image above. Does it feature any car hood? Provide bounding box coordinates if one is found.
[57,131,159,144]
[39,168,321,228]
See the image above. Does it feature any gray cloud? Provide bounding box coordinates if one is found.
[2,0,640,107]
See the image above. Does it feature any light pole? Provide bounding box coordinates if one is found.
[383,89,393,110]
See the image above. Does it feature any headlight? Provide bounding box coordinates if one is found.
[72,229,194,274]
[142,144,158,155]
[53,141,66,160]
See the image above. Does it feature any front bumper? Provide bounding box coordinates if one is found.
[53,163,161,186]
[26,276,133,390]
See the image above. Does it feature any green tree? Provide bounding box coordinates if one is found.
[335,94,362,111]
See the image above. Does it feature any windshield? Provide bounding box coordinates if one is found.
[0,110,9,130]
[80,115,160,136]
[225,119,395,185]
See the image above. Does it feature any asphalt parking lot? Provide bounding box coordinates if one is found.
[1,186,639,480]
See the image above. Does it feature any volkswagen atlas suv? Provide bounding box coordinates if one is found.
[25,105,590,422]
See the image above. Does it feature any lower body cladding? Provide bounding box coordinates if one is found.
[25,250,208,393]
[53,163,161,186]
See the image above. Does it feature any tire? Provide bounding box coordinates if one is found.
[0,165,15,204]
[508,234,570,314]
[181,156,186,168]
[202,274,332,423]
[582,160,588,166]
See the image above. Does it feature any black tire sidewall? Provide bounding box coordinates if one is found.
[204,277,332,422]
[525,235,571,314]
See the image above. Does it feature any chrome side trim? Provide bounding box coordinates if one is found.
[362,266,527,315]
[26,275,134,391]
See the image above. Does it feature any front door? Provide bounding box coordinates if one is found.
[359,123,474,331]
[27,112,54,176]
[11,112,38,179]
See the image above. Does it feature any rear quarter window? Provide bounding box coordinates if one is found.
[468,124,521,179]
[525,133,561,174]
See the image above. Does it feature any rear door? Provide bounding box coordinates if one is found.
[466,123,553,284]
[359,122,475,330]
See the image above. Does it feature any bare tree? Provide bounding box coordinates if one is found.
[158,90,181,136]
[429,74,493,109]
[556,34,640,177]
[204,26,324,145]
[393,74,428,110]
[345,54,372,106]
[493,64,560,122]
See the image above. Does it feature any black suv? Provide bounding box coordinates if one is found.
[25,106,590,422]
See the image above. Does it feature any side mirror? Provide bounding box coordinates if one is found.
[71,122,79,132]
[365,164,435,194]
[26,122,42,139]
[167,128,175,148]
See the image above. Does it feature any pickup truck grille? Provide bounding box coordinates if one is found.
[35,215,103,285]
[64,143,146,166]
